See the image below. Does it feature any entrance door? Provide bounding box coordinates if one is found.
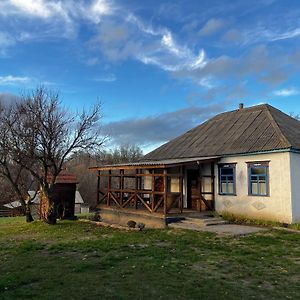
[187,169,214,212]
[187,170,200,210]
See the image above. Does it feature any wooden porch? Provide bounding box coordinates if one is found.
[91,156,219,217]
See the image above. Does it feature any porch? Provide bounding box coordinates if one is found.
[91,156,219,226]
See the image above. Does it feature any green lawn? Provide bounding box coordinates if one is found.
[1,217,300,299]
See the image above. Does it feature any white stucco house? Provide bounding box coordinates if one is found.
[92,103,300,225]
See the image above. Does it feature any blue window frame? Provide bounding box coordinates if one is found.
[248,162,269,196]
[219,164,236,195]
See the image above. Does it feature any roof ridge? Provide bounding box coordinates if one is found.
[264,105,292,148]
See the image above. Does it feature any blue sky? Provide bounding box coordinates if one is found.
[0,0,300,152]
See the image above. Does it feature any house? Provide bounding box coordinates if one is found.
[91,103,300,227]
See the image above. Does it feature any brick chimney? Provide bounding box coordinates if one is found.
[239,103,244,110]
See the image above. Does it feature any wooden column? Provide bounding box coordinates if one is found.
[151,169,155,212]
[120,169,124,206]
[107,170,111,206]
[135,169,138,209]
[163,169,167,215]
[179,166,183,213]
[211,162,215,210]
[97,170,100,205]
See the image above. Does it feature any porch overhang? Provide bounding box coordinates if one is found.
[89,156,220,171]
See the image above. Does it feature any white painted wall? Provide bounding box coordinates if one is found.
[215,152,293,223]
[289,152,300,223]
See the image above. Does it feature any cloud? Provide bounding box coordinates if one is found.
[273,88,299,97]
[0,0,115,40]
[199,18,224,36]
[93,14,207,72]
[102,103,227,146]
[0,75,31,85]
[3,0,65,19]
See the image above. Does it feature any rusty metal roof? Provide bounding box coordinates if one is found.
[144,104,299,161]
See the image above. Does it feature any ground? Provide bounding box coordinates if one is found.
[1,217,300,299]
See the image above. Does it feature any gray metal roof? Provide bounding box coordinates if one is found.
[91,156,219,170]
[144,104,300,161]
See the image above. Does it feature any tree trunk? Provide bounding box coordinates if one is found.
[46,200,57,225]
[25,201,34,222]
[40,187,57,225]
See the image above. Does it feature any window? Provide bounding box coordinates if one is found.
[219,164,236,195]
[167,177,180,193]
[248,162,269,196]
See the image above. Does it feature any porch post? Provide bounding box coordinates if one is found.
[211,162,215,210]
[97,170,100,205]
[120,169,124,206]
[180,166,183,213]
[163,169,167,215]
[151,169,155,212]
[107,170,111,206]
[135,169,138,209]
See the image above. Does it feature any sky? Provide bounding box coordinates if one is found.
[0,0,300,153]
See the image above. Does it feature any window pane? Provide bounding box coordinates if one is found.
[260,182,267,195]
[228,183,234,194]
[221,168,233,175]
[170,178,180,193]
[251,182,258,194]
[221,182,227,193]
[258,176,266,181]
[251,167,266,175]
[227,176,233,181]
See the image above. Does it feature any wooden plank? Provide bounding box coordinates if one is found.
[110,192,122,208]
[97,170,100,204]
[163,170,167,215]
[180,166,183,213]
[136,194,152,213]
[107,170,111,206]
[122,193,136,208]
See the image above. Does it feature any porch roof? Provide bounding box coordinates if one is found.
[90,156,220,171]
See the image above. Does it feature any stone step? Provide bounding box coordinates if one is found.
[181,217,228,226]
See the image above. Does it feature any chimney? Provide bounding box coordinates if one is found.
[239,103,244,110]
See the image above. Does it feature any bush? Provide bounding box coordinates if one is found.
[127,220,136,228]
[89,213,101,222]
[136,222,145,230]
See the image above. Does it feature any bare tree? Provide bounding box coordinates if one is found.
[1,87,104,224]
[0,101,37,222]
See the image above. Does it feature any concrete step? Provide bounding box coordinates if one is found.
[181,217,228,226]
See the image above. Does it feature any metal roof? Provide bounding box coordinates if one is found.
[90,156,220,170]
[144,104,299,161]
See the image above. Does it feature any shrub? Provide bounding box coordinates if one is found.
[136,222,145,230]
[127,220,136,228]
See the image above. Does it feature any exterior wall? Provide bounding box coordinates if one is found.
[215,152,293,223]
[290,152,300,223]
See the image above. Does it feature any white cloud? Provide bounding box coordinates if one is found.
[273,88,299,97]
[1,0,66,19]
[98,14,207,73]
[0,75,31,85]
[89,0,115,23]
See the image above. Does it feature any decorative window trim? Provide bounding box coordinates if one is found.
[218,164,236,196]
[247,161,270,197]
